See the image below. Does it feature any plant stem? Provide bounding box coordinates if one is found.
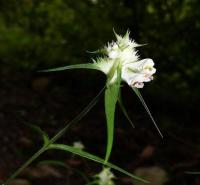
[3,86,105,185]
[50,86,105,144]
[3,146,47,185]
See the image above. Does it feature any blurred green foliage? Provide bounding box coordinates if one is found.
[0,0,130,70]
[0,0,200,102]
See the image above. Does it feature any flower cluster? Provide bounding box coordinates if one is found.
[93,167,115,185]
[95,31,156,88]
[72,141,85,150]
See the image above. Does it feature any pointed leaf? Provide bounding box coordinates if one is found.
[104,85,118,163]
[48,143,149,183]
[37,160,68,169]
[104,65,121,163]
[39,63,101,72]
[118,90,135,128]
[86,48,106,55]
[132,88,163,137]
[25,123,50,146]
[50,86,106,143]
[113,28,121,41]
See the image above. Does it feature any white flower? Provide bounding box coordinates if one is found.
[122,58,156,88]
[94,31,156,88]
[94,167,115,185]
[72,141,85,150]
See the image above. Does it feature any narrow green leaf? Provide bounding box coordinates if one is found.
[50,86,105,144]
[113,28,121,41]
[104,85,118,163]
[104,63,122,163]
[132,88,163,138]
[37,160,68,169]
[39,63,101,72]
[86,48,106,54]
[118,90,135,128]
[25,123,50,146]
[106,61,119,86]
[48,144,149,183]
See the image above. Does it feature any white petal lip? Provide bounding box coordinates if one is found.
[121,58,156,88]
[124,58,155,71]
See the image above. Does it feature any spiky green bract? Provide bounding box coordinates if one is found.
[24,123,50,146]
[132,87,163,137]
[118,89,135,128]
[39,63,100,72]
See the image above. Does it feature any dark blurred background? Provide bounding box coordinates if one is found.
[0,0,200,185]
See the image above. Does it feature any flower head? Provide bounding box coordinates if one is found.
[72,141,85,150]
[94,167,115,185]
[95,31,156,88]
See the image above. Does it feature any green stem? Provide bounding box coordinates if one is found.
[3,146,46,185]
[3,86,105,185]
[49,86,105,144]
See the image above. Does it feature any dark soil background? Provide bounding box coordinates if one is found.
[0,71,200,185]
